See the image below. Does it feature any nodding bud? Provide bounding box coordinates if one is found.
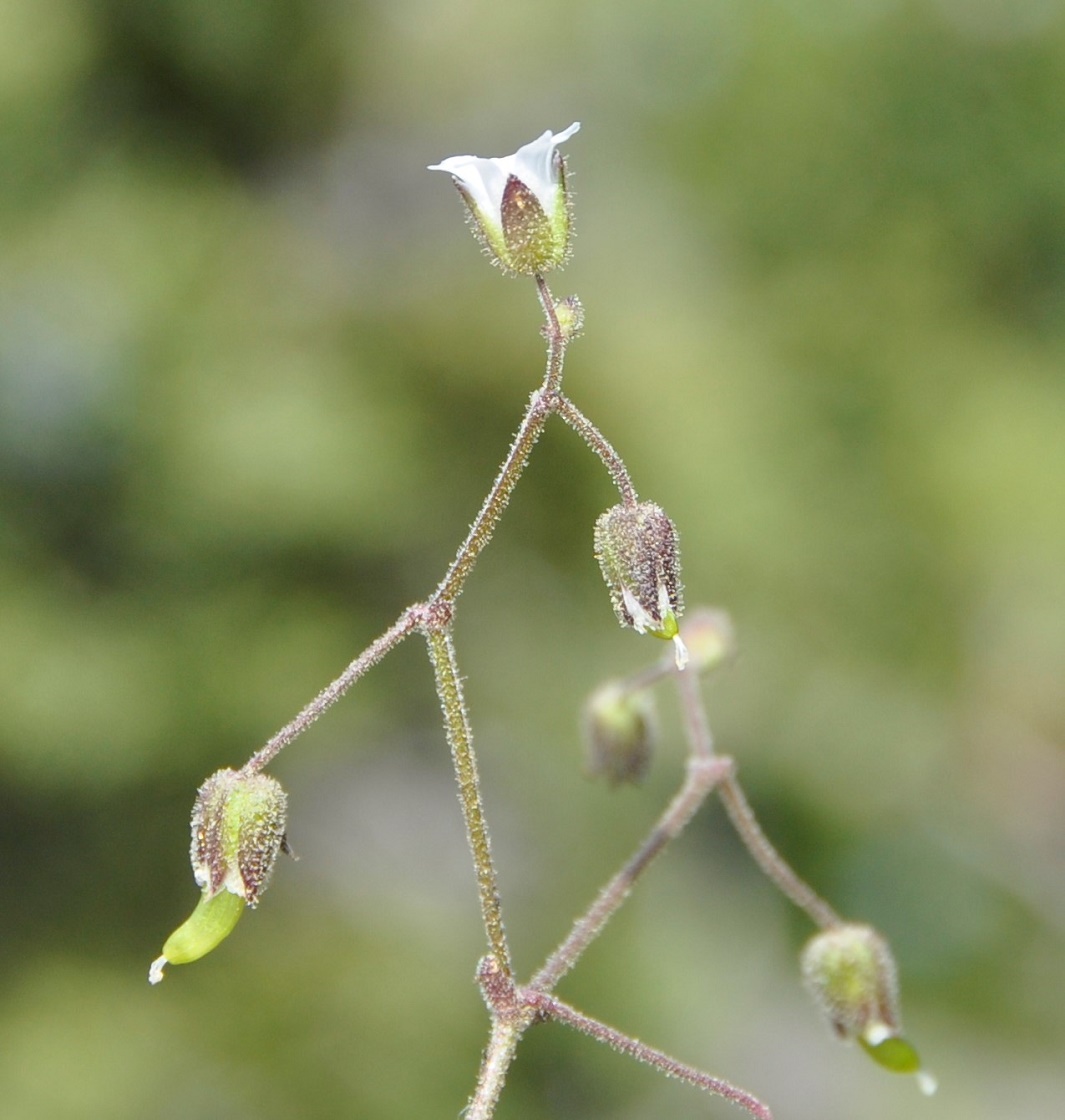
[801,923,936,1095]
[594,501,687,668]
[583,681,657,786]
[681,608,736,674]
[149,768,288,985]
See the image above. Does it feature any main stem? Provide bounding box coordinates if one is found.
[425,626,512,974]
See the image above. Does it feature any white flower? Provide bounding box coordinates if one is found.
[429,123,580,275]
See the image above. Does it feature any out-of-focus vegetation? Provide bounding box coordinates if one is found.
[2,2,1064,1117]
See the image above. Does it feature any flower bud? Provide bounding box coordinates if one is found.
[149,768,288,984]
[583,681,657,786]
[429,123,579,276]
[544,295,584,343]
[681,608,735,674]
[594,501,687,668]
[801,923,936,1094]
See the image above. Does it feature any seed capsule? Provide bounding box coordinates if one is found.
[801,923,935,1093]
[149,767,288,984]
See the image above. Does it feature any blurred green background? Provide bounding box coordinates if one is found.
[3,1,1064,1117]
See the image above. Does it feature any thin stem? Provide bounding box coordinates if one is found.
[532,993,773,1120]
[536,274,563,393]
[424,626,512,973]
[435,389,555,602]
[555,394,638,505]
[466,1017,523,1120]
[674,663,836,924]
[242,607,421,774]
[674,655,715,762]
[717,772,841,929]
[436,280,568,602]
[531,754,730,993]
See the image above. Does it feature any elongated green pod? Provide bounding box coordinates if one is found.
[148,890,246,984]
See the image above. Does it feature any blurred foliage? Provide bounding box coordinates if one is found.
[2,1,1064,1117]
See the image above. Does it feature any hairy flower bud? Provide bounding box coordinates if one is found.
[583,681,657,786]
[429,123,579,275]
[545,295,584,343]
[594,501,687,668]
[149,768,288,984]
[801,923,936,1094]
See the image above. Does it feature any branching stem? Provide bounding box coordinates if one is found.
[531,753,732,993]
[233,268,823,1120]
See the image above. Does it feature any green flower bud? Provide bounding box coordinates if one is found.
[149,768,288,984]
[583,681,657,786]
[801,923,936,1094]
[594,501,687,668]
[545,295,584,343]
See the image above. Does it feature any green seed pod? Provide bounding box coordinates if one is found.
[583,681,657,786]
[149,767,288,984]
[801,923,935,1094]
[149,890,246,984]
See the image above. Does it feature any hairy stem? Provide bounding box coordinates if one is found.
[243,607,421,774]
[556,394,638,505]
[466,1017,524,1120]
[717,772,841,929]
[437,278,568,602]
[531,754,731,993]
[533,992,773,1120]
[468,955,539,1120]
[425,626,512,973]
[675,654,715,761]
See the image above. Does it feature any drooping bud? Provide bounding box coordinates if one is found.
[149,768,288,984]
[594,501,687,668]
[801,923,936,1095]
[681,608,736,674]
[428,123,579,276]
[583,681,658,786]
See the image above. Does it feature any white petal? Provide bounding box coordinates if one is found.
[863,1022,892,1046]
[621,587,653,634]
[429,123,580,220]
